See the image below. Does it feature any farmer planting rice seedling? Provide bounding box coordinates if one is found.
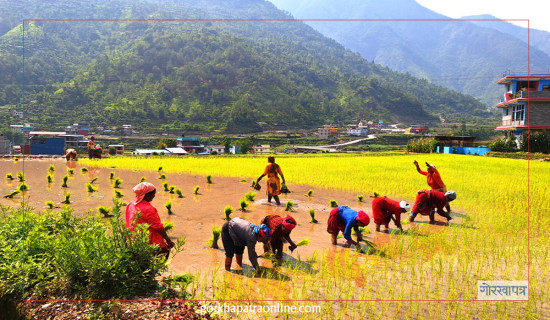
[372,196,410,232]
[327,205,370,251]
[260,214,298,260]
[410,189,456,223]
[256,156,286,205]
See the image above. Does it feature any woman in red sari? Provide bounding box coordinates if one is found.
[256,156,286,205]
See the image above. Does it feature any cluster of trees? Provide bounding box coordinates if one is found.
[489,131,550,154]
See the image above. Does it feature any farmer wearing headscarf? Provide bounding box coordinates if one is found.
[87,136,96,159]
[409,189,456,224]
[260,215,297,259]
[125,182,174,259]
[221,217,271,275]
[372,196,410,232]
[327,206,370,250]
[256,156,285,205]
[65,148,77,161]
[413,160,447,192]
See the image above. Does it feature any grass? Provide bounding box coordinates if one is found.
[68,169,74,175]
[140,176,146,182]
[159,174,167,180]
[81,167,88,173]
[4,190,20,198]
[224,205,233,220]
[79,154,547,318]
[18,183,29,192]
[296,238,310,246]
[169,186,175,194]
[90,177,98,184]
[97,206,112,218]
[109,172,114,180]
[163,221,175,233]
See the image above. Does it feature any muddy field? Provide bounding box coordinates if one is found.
[1,158,450,276]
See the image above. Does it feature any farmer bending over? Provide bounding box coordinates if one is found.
[327,206,370,250]
[261,214,297,260]
[409,189,456,224]
[372,196,410,232]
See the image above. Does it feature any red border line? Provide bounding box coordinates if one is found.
[20,17,531,304]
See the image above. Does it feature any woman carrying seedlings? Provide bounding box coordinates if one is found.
[413,160,447,192]
[87,136,96,159]
[372,196,410,232]
[221,217,271,275]
[409,189,456,224]
[256,156,286,205]
[327,206,370,250]
[125,182,174,259]
[260,215,297,259]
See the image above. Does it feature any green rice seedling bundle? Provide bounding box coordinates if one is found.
[296,238,310,246]
[18,183,28,191]
[13,157,19,163]
[357,195,364,202]
[47,174,54,184]
[309,209,318,223]
[86,183,97,192]
[159,174,167,180]
[224,205,233,220]
[140,176,146,182]
[67,169,74,175]
[4,190,21,198]
[90,177,98,184]
[285,201,294,212]
[16,172,24,182]
[194,185,200,195]
[61,175,69,188]
[206,175,212,184]
[280,183,291,194]
[330,199,338,207]
[158,166,163,173]
[165,201,173,215]
[45,201,55,209]
[239,198,248,211]
[306,189,313,197]
[175,188,183,198]
[62,192,71,204]
[114,190,124,198]
[113,178,123,189]
[207,225,222,249]
[244,191,256,202]
[251,180,261,190]
[81,167,88,173]
[109,172,114,180]
[163,221,175,233]
[163,182,169,191]
[97,206,112,218]
[6,173,14,180]
[169,186,175,193]
[48,164,55,172]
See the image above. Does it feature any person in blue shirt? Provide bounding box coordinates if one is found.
[327,206,370,250]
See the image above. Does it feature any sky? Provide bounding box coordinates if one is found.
[416,0,550,33]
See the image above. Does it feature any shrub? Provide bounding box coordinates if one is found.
[489,131,517,152]
[406,137,437,153]
[108,147,117,156]
[519,131,550,153]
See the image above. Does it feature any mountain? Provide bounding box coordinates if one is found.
[0,0,490,134]
[462,14,550,61]
[269,0,550,105]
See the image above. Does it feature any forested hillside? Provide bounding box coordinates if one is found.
[0,0,491,134]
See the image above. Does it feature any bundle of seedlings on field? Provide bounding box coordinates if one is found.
[240,198,248,211]
[306,189,314,197]
[158,166,163,173]
[224,205,233,220]
[357,195,364,202]
[112,198,124,216]
[6,173,14,180]
[81,167,88,173]
[114,189,124,198]
[169,186,175,194]
[16,172,24,182]
[240,179,247,182]
[330,200,338,207]
[207,225,222,249]
[206,175,212,184]
[159,174,167,180]
[4,190,20,198]
[163,182,169,191]
[47,174,54,184]
[67,169,74,175]
[90,177,98,184]
[45,201,55,209]
[13,157,19,163]
[309,209,318,223]
[18,183,29,192]
[175,188,184,198]
[109,172,115,180]
[140,176,146,182]
[86,183,97,193]
[62,192,71,204]
[48,164,55,172]
[359,239,378,255]
[372,191,386,198]
[165,201,174,215]
[280,183,291,194]
[113,178,123,189]
[251,181,261,190]
[61,175,69,188]
[163,221,175,233]
[97,206,112,218]
[244,191,256,202]
[285,201,295,212]
[194,185,200,195]
[296,238,310,247]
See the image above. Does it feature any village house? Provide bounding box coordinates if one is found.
[177,136,205,154]
[318,125,338,139]
[252,144,271,154]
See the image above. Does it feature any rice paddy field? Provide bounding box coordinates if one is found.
[2,153,548,319]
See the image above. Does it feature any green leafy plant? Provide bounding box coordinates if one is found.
[81,167,88,173]
[67,169,74,175]
[61,175,69,188]
[48,164,55,172]
[207,225,222,249]
[16,172,24,182]
[330,199,338,207]
[244,191,256,202]
[285,201,295,212]
[97,206,112,218]
[194,185,200,195]
[158,166,163,173]
[5,173,14,180]
[206,175,212,184]
[163,221,175,233]
[163,182,169,191]
[114,190,124,198]
[224,205,233,220]
[109,172,115,180]
[18,183,29,192]
[47,174,54,184]
[159,174,167,180]
[90,177,98,184]
[169,186,175,194]
[280,183,291,194]
[357,195,364,202]
[175,189,183,198]
[45,201,55,209]
[239,198,248,211]
[4,190,21,198]
[62,192,71,204]
[309,209,318,223]
[296,238,310,246]
[306,189,313,197]
[165,201,173,215]
[140,176,146,182]
[113,178,123,189]
[13,157,19,163]
[86,183,97,192]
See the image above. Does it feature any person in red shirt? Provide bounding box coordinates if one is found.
[409,189,456,224]
[371,197,410,232]
[413,160,447,192]
[126,182,174,259]
[260,214,298,260]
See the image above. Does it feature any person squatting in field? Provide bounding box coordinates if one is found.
[65,148,77,161]
[327,206,370,251]
[125,182,175,259]
[409,189,457,224]
[256,156,286,205]
[371,196,410,232]
[260,215,298,260]
[222,217,271,275]
[413,160,447,192]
